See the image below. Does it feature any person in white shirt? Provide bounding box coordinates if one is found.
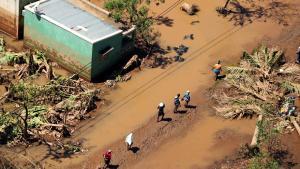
[125,133,133,151]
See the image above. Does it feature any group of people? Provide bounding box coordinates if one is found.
[101,46,300,168]
[101,60,223,168]
[101,91,192,168]
[101,59,225,168]
[157,90,191,122]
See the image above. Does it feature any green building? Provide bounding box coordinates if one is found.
[23,0,135,81]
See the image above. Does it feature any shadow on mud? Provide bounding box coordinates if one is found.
[161,117,172,122]
[93,43,170,83]
[217,75,226,80]
[155,16,174,27]
[107,164,119,169]
[185,105,197,109]
[216,1,300,26]
[37,140,86,161]
[130,146,140,154]
[176,110,188,114]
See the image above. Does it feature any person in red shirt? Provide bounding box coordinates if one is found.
[102,149,112,169]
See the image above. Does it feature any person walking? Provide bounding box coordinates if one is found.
[125,133,133,151]
[182,90,191,107]
[212,60,222,81]
[157,102,165,122]
[296,46,300,64]
[174,94,181,113]
[102,149,112,169]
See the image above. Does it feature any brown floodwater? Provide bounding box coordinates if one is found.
[132,114,255,169]
[1,0,296,168]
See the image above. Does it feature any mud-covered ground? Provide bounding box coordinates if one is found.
[73,90,256,169]
[209,132,300,169]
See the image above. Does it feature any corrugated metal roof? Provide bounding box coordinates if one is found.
[31,0,120,43]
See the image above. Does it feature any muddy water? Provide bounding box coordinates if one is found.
[14,0,288,168]
[0,85,5,97]
[0,32,24,52]
[132,114,255,169]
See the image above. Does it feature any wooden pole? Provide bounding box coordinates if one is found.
[250,114,263,147]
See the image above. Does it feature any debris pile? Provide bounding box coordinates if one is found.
[0,77,101,143]
[0,38,101,145]
[183,34,194,40]
[180,2,197,15]
[0,40,55,80]
[173,44,188,62]
[212,46,300,134]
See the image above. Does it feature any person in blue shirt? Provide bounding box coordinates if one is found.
[182,90,191,107]
[174,94,181,113]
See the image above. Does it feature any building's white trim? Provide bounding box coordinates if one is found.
[91,30,123,43]
[122,25,136,36]
[24,0,122,44]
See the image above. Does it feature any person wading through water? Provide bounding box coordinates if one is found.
[182,90,191,107]
[102,149,112,169]
[212,60,222,80]
[157,102,165,122]
[174,94,181,113]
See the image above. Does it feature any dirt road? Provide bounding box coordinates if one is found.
[20,0,300,168]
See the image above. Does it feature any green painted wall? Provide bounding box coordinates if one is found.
[23,10,93,80]
[23,9,130,81]
[91,33,123,81]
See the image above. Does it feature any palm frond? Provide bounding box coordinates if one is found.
[281,81,300,94]
[226,79,268,101]
[279,64,300,75]
[215,104,262,119]
[225,66,252,74]
[267,47,283,72]
[242,51,261,68]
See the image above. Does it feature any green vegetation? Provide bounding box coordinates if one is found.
[104,0,163,47]
[248,119,280,169]
[0,78,98,143]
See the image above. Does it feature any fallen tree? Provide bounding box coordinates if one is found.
[0,76,101,144]
[212,45,300,136]
[250,114,263,147]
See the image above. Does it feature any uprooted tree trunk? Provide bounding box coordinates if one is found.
[250,114,263,147]
[291,117,300,137]
[22,103,29,139]
[28,53,37,76]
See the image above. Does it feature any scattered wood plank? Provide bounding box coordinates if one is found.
[291,117,300,137]
[250,114,263,147]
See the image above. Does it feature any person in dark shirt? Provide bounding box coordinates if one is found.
[174,94,181,113]
[157,102,165,122]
